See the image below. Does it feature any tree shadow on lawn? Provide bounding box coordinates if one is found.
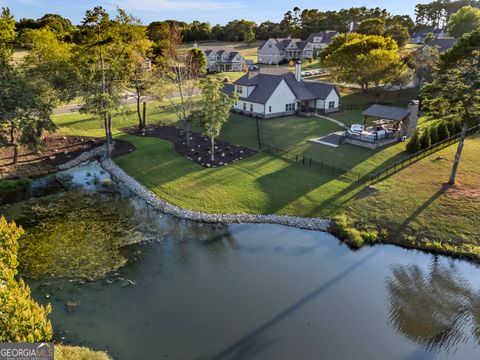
[395,184,450,235]
[303,147,411,217]
[255,163,337,214]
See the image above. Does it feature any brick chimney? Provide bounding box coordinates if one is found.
[404,100,419,137]
[295,60,302,82]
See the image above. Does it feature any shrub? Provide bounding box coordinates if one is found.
[0,180,18,192]
[406,130,421,153]
[361,230,379,243]
[420,131,431,149]
[437,122,450,141]
[345,228,364,248]
[330,214,349,238]
[0,217,53,342]
[453,120,463,135]
[429,125,439,144]
[446,121,456,136]
[55,345,111,360]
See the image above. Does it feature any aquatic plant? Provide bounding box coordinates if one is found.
[17,191,152,280]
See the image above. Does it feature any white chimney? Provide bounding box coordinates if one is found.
[295,60,302,81]
[349,21,355,32]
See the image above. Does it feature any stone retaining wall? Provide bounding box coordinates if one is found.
[100,158,331,232]
[58,144,110,170]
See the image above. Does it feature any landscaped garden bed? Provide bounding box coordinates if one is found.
[0,136,135,180]
[122,125,257,168]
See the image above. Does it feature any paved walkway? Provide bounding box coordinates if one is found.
[315,114,348,128]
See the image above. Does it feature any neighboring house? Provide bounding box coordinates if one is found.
[223,62,340,118]
[421,37,456,53]
[257,37,314,65]
[410,28,446,44]
[204,49,246,72]
[305,31,339,55]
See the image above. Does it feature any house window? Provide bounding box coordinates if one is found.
[269,106,272,113]
[285,103,295,112]
[236,86,243,94]
[250,104,254,112]
[243,103,246,110]
[328,101,336,109]
[268,44,272,48]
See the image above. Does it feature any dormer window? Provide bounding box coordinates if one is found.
[236,86,243,94]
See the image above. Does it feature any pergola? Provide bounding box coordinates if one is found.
[362,104,410,135]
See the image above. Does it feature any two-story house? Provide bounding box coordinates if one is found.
[204,49,246,72]
[257,38,314,65]
[306,31,339,55]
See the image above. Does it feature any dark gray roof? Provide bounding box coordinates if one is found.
[362,104,409,121]
[234,68,339,104]
[222,84,235,96]
[204,49,214,56]
[306,31,339,44]
[304,81,339,100]
[424,37,456,52]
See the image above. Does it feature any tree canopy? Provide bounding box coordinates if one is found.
[446,6,480,38]
[320,33,405,90]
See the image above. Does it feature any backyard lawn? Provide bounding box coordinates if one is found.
[51,87,480,257]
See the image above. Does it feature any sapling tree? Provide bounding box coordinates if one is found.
[160,26,206,146]
[198,77,236,162]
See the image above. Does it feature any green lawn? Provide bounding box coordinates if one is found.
[347,135,480,255]
[51,91,480,258]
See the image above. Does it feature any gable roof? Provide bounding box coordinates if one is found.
[362,104,409,122]
[203,48,245,61]
[233,68,339,104]
[306,31,339,44]
[423,37,456,52]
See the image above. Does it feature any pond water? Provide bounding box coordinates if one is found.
[2,163,480,360]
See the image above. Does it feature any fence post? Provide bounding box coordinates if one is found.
[302,155,305,165]
[309,158,312,166]
[296,154,298,162]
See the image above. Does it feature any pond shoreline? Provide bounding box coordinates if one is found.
[100,158,331,232]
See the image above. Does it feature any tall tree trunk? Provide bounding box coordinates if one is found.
[210,138,215,162]
[142,101,147,135]
[9,121,15,145]
[136,94,142,130]
[12,144,19,165]
[448,123,468,185]
[107,113,113,155]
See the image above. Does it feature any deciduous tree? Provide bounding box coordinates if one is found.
[446,6,480,38]
[197,77,236,162]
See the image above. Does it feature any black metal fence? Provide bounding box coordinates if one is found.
[369,124,480,184]
[261,142,363,181]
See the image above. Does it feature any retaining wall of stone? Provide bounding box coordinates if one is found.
[58,144,110,170]
[100,158,331,232]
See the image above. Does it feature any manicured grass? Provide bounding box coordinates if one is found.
[52,93,480,259]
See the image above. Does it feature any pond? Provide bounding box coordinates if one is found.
[2,162,480,360]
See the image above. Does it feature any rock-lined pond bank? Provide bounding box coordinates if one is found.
[100,158,331,232]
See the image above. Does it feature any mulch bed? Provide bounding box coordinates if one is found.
[0,135,135,180]
[122,125,257,168]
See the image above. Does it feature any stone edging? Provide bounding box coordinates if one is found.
[100,158,331,232]
[58,144,110,171]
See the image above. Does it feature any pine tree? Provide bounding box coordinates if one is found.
[420,131,432,149]
[406,130,421,153]
[437,122,450,140]
[429,125,439,144]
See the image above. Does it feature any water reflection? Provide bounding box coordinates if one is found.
[386,258,480,353]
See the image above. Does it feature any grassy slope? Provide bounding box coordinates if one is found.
[347,135,480,251]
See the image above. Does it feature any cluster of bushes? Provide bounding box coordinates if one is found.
[406,120,463,154]
[330,214,380,249]
[0,178,31,192]
[0,216,53,342]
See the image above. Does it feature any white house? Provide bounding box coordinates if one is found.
[223,62,340,118]
[305,31,339,55]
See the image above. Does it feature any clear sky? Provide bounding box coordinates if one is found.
[1,0,429,25]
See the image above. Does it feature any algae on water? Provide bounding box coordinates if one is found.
[17,190,153,280]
